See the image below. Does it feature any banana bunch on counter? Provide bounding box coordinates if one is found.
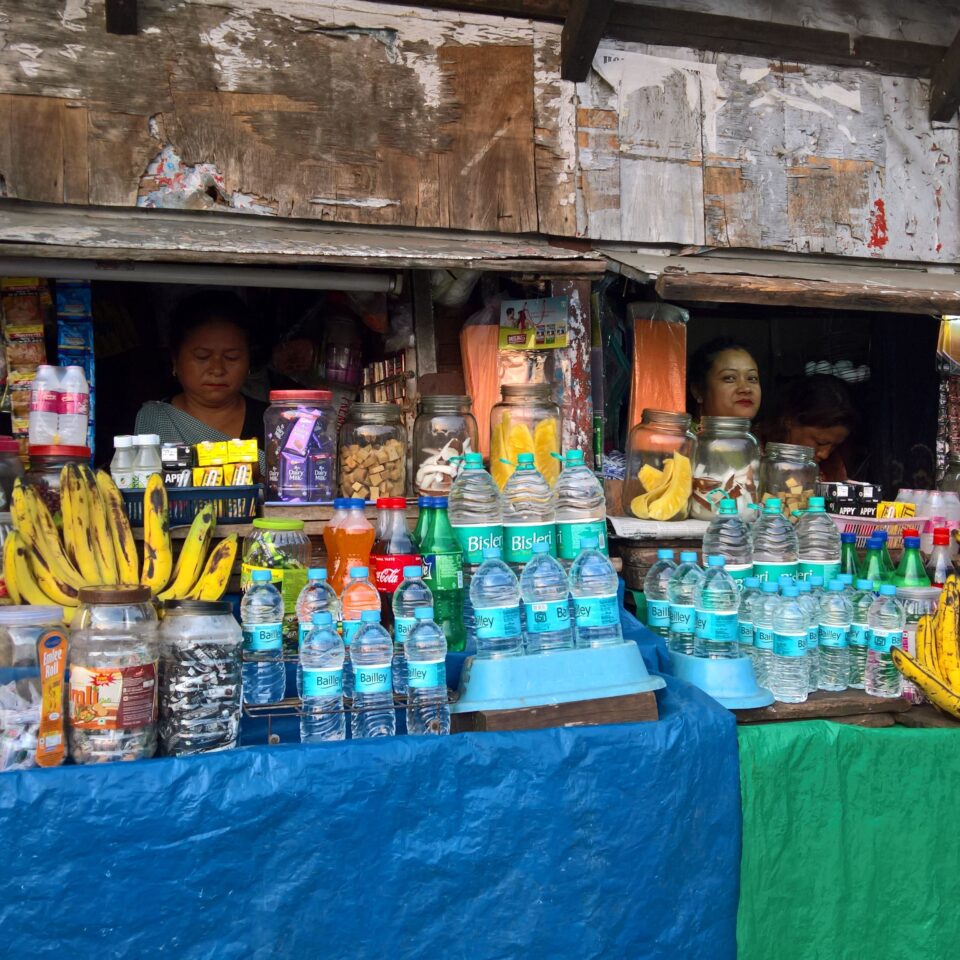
[4,468,238,621]
[893,574,960,720]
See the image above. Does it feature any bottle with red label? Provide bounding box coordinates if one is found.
[370,498,421,629]
[925,527,957,587]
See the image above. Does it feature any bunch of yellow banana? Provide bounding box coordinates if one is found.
[3,469,239,616]
[893,574,960,719]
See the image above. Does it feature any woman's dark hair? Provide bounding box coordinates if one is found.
[687,337,757,414]
[168,290,254,355]
[771,374,860,435]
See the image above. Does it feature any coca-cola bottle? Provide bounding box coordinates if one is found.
[370,498,421,630]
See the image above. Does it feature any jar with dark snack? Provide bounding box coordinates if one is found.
[264,390,337,503]
[158,600,243,756]
[26,445,90,521]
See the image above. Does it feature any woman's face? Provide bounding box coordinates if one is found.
[174,319,250,407]
[697,349,761,420]
[784,423,850,464]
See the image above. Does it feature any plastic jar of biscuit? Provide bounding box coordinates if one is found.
[759,443,818,516]
[339,403,407,500]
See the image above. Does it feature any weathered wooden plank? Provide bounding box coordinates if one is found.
[895,704,960,728]
[560,0,614,82]
[930,29,960,122]
[734,689,911,724]
[8,96,63,203]
[551,278,593,454]
[60,106,89,205]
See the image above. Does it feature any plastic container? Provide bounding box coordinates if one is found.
[67,585,159,764]
[404,607,450,736]
[339,403,406,500]
[470,547,523,659]
[623,409,696,521]
[489,384,561,489]
[351,611,396,739]
[569,535,622,648]
[502,453,556,571]
[264,389,336,503]
[797,496,841,583]
[759,443,818,515]
[769,586,810,704]
[26,445,90,519]
[691,416,760,520]
[110,435,135,490]
[866,584,905,698]
[667,551,703,655]
[299,612,346,743]
[643,549,676,639]
[896,586,940,705]
[702,498,753,581]
[519,542,574,654]
[413,396,478,496]
[555,450,608,563]
[131,434,162,489]
[817,581,852,692]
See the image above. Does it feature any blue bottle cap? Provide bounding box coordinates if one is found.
[579,535,599,550]
[403,565,423,578]
[837,574,854,585]
[482,547,502,560]
[879,584,897,596]
[809,576,824,588]
[251,569,273,582]
[762,582,780,593]
[414,607,435,620]
[360,610,381,622]
[856,579,874,590]
[350,567,369,579]
[680,551,698,563]
[866,537,881,548]
[744,577,761,589]
[657,549,675,561]
[312,611,334,625]
[841,532,856,543]
[797,581,811,593]
[904,536,921,548]
[566,450,585,465]
[417,496,430,508]
[533,541,552,554]
[707,555,726,567]
[464,452,483,468]
[434,497,449,509]
[308,568,327,580]
[876,531,889,542]
[782,586,799,598]
[333,498,348,509]
[807,497,826,511]
[763,498,782,512]
[517,453,535,466]
[828,580,845,591]
[778,574,795,585]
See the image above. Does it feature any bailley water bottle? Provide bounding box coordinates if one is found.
[404,607,450,736]
[569,534,622,647]
[701,499,753,582]
[241,569,286,704]
[752,582,780,687]
[818,580,851,691]
[341,567,380,698]
[503,453,556,574]
[797,581,820,691]
[295,568,339,697]
[351,610,396,739]
[470,547,523,658]
[849,579,874,689]
[520,541,574,654]
[449,452,503,645]
[300,612,346,743]
[866,584,904,698]
[555,450,607,566]
[392,565,433,695]
[752,498,799,583]
[738,577,762,663]
[694,556,740,658]
[643,549,675,639]
[769,585,810,703]
[797,497,841,584]
[667,552,703,655]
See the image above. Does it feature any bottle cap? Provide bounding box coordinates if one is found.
[376,497,406,510]
[350,567,369,579]
[902,528,920,538]
[403,565,423,578]
[566,450,585,465]
[333,498,348,509]
[856,579,874,590]
[417,497,429,508]
[707,555,726,567]
[135,433,161,445]
[778,574,794,585]
[797,581,811,593]
[414,607,435,620]
[837,575,854,585]
[762,582,779,593]
[809,576,824,588]
[517,453,535,466]
[840,532,856,543]
[656,549,675,561]
[904,536,921,549]
[308,568,327,580]
[828,580,845,591]
[532,541,552,554]
[718,499,738,515]
[251,569,273,582]
[934,527,951,546]
[866,537,881,548]
[879,584,897,596]
[782,586,799,597]
[807,496,826,511]
[360,610,381,623]
[434,497,449,508]
[876,531,889,542]
[114,435,133,448]
[579,535,599,550]
[311,611,334,625]
[481,547,502,561]
[744,577,761,588]
[348,498,367,509]
[762,498,782,512]
[680,551,698,563]
[464,452,483,468]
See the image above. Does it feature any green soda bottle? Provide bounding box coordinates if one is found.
[859,536,886,590]
[839,532,860,577]
[413,496,433,549]
[890,535,931,588]
[420,496,466,652]
[876,531,895,579]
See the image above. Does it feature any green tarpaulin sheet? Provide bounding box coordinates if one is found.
[738,720,960,960]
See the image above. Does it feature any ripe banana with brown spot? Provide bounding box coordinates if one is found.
[3,532,21,605]
[5,531,62,608]
[77,463,118,584]
[95,469,139,585]
[158,506,216,601]
[188,534,238,601]
[60,464,102,585]
[20,482,84,589]
[26,542,79,607]
[140,474,172,596]
[893,647,960,720]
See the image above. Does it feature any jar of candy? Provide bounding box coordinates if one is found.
[339,403,407,499]
[413,396,479,496]
[26,445,89,520]
[264,390,336,503]
[489,384,561,489]
[158,600,243,756]
[896,586,941,704]
[241,518,310,654]
[623,410,696,521]
[68,585,158,764]
[691,416,760,520]
[759,443,818,515]
[0,437,23,512]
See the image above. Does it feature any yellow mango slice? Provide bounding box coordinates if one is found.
[534,418,561,486]
[628,459,674,519]
[639,463,664,492]
[647,453,692,521]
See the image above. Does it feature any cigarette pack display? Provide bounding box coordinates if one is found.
[161,444,194,469]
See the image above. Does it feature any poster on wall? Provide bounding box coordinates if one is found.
[499,297,569,350]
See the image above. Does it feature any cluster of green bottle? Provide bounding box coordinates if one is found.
[853,532,930,590]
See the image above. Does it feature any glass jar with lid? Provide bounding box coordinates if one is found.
[489,383,561,489]
[27,444,89,521]
[339,403,407,500]
[623,410,696,521]
[759,443,818,516]
[691,416,760,520]
[158,599,243,756]
[413,395,479,496]
[67,585,159,764]
[264,390,337,503]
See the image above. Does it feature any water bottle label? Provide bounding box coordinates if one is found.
[556,520,608,560]
[754,627,774,650]
[849,624,871,648]
[573,594,619,628]
[474,604,522,637]
[669,603,695,635]
[29,389,59,414]
[59,391,90,416]
[807,627,819,650]
[298,622,310,646]
[774,631,807,657]
[503,523,556,565]
[798,560,841,583]
[695,610,738,642]
[647,600,670,628]
[819,623,850,648]
[302,668,343,698]
[242,622,283,652]
[753,561,799,583]
[394,616,417,645]
[739,621,754,646]
[407,659,446,689]
[354,664,392,694]
[525,599,571,634]
[870,630,901,653]
[342,618,365,646]
[452,524,504,565]
[724,563,753,582]
[423,553,464,592]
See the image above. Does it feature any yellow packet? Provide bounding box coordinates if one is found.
[36,628,67,768]
[195,441,228,466]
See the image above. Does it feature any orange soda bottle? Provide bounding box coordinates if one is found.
[331,498,375,594]
[340,566,380,696]
[323,498,350,592]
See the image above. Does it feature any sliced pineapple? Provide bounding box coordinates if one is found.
[647,452,692,521]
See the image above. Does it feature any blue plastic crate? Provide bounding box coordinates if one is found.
[121,484,263,527]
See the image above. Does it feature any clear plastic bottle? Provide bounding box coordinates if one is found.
[818,580,852,691]
[925,528,956,587]
[769,585,810,703]
[299,611,346,743]
[701,499,753,582]
[737,577,762,663]
[59,365,90,447]
[643,549,676,639]
[110,435,135,488]
[241,569,286,705]
[519,541,574,654]
[836,573,855,595]
[502,452,556,573]
[797,496,841,584]
[392,564,434,693]
[470,547,523,658]
[322,498,349,591]
[404,607,450,736]
[340,567,380,698]
[752,582,780,687]
[751,498,799,583]
[569,534,622,647]
[131,433,162,490]
[796,581,820,692]
[555,450,607,566]
[693,555,740,658]
[667,551,703,655]
[295,568,340,697]
[866,584,905,698]
[351,610,396,739]
[28,364,61,446]
[849,579,875,689]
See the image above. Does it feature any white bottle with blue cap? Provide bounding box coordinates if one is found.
[519,541,574,653]
[470,546,523,658]
[667,552,704,655]
[570,534,622,647]
[693,556,740,659]
[300,611,346,743]
[241,568,286,704]
[769,585,810,703]
[866,584,905,698]
[752,582,780,687]
[643,549,676,639]
[405,607,450,736]
[351,609,396,739]
[391,565,434,695]
[295,568,339,697]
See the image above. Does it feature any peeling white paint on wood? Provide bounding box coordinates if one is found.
[309,196,399,208]
[60,0,88,32]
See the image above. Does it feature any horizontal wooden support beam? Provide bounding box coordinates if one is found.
[655,271,960,314]
[561,0,614,82]
[930,29,960,121]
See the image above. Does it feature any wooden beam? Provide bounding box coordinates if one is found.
[655,271,960,315]
[561,0,614,82]
[930,29,960,122]
[105,0,137,35]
